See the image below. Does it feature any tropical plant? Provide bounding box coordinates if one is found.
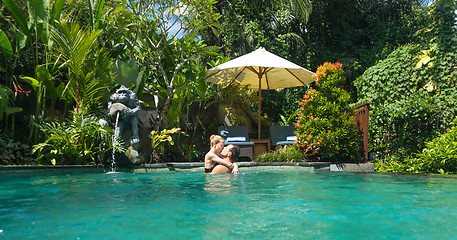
[213,0,311,59]
[218,83,258,126]
[295,62,361,162]
[111,59,146,97]
[20,65,69,119]
[28,21,117,164]
[255,145,306,162]
[0,84,21,129]
[1,0,65,66]
[51,22,112,115]
[149,127,181,163]
[0,130,34,165]
[376,121,457,174]
[411,122,457,174]
[0,28,12,59]
[279,109,300,126]
[355,0,457,162]
[94,0,223,161]
[1,0,67,141]
[0,83,22,138]
[117,0,220,131]
[32,111,121,165]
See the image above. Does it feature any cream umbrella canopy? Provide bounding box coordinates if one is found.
[204,47,315,139]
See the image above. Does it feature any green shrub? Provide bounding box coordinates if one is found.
[411,123,457,174]
[370,94,441,158]
[255,145,306,162]
[376,122,457,174]
[375,155,410,173]
[0,132,35,165]
[32,111,120,165]
[295,62,361,162]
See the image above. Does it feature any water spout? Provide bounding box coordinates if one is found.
[110,112,121,172]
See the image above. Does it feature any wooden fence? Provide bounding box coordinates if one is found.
[353,101,372,160]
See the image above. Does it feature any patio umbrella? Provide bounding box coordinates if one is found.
[204,47,315,139]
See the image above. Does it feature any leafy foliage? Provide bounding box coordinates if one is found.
[150,128,181,150]
[52,22,112,115]
[355,0,457,162]
[215,0,310,59]
[32,111,120,165]
[221,83,258,126]
[255,145,306,162]
[356,45,442,158]
[0,130,34,165]
[304,0,428,95]
[412,122,457,174]
[0,0,455,166]
[295,62,361,162]
[376,121,457,174]
[0,84,21,122]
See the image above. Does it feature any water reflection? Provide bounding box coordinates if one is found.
[203,174,237,194]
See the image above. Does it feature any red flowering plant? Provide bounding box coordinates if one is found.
[294,62,362,162]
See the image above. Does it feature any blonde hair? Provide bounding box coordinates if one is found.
[210,135,224,148]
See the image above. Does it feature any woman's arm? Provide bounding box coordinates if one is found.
[208,153,234,169]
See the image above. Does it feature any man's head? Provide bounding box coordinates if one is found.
[221,144,240,162]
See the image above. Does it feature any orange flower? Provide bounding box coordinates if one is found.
[313,62,344,84]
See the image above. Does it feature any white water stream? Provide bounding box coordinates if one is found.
[108,112,120,173]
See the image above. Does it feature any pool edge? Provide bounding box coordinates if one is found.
[0,162,375,173]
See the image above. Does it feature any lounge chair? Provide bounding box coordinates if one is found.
[218,126,254,161]
[269,126,296,148]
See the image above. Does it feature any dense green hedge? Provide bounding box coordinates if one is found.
[355,0,457,161]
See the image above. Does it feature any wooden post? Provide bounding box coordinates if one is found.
[353,101,371,160]
[258,73,262,139]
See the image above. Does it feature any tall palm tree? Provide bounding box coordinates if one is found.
[210,0,311,57]
[242,0,312,23]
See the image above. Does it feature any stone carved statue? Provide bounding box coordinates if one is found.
[101,85,141,164]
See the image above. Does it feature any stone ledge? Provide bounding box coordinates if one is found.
[0,162,375,173]
[330,163,375,173]
[0,165,103,174]
[140,161,331,168]
[137,162,333,172]
[0,165,100,170]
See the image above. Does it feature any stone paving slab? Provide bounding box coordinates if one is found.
[330,163,375,173]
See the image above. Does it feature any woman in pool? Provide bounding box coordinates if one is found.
[204,135,239,174]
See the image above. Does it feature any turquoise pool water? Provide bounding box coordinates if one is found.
[1,168,457,239]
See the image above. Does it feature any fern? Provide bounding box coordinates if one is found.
[33,111,124,165]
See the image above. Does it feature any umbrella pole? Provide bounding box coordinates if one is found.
[258,76,261,139]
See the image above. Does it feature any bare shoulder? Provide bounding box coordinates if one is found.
[205,152,216,160]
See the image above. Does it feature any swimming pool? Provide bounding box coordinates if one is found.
[1,168,457,239]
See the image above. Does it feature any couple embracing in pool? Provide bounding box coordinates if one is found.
[204,135,240,174]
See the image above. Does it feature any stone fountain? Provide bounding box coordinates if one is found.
[100,85,142,167]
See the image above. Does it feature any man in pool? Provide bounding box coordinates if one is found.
[210,144,240,174]
[205,135,239,174]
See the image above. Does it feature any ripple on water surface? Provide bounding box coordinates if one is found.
[1,170,457,239]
